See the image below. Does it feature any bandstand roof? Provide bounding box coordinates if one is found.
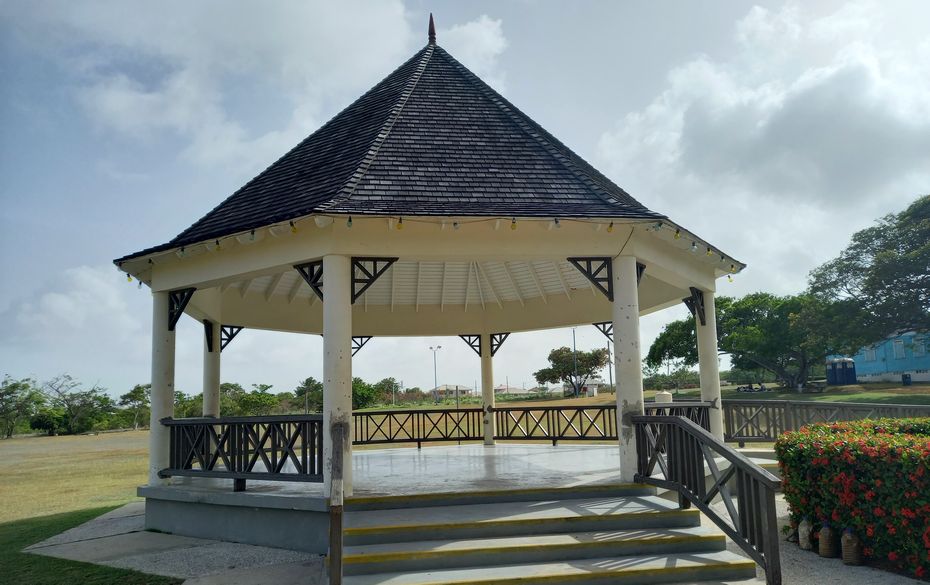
[115,18,744,337]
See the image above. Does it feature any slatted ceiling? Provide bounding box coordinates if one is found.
[505,261,538,299]
[559,260,593,291]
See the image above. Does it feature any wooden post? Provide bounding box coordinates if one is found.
[329,422,346,585]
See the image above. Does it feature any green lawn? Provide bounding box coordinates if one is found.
[0,507,181,585]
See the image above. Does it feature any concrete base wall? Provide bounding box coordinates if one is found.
[141,489,330,553]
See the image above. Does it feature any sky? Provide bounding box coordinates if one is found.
[1,1,928,398]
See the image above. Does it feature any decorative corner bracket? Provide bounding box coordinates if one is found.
[220,325,243,351]
[637,262,646,285]
[352,257,398,303]
[593,322,613,342]
[294,260,324,301]
[460,334,481,357]
[682,287,706,326]
[168,288,196,331]
[203,319,215,352]
[490,332,510,357]
[352,336,372,356]
[567,257,613,301]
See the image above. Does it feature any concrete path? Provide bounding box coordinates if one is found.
[25,501,325,584]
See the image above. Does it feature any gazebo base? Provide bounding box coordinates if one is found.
[140,444,625,552]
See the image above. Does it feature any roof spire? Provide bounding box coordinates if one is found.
[428,13,436,45]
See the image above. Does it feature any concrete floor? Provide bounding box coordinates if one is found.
[159,443,626,500]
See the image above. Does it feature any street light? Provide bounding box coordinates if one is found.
[429,345,442,403]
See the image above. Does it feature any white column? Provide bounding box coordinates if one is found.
[149,291,176,486]
[480,333,495,445]
[202,320,221,417]
[611,256,644,483]
[323,254,353,496]
[696,290,724,440]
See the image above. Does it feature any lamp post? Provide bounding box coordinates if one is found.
[429,345,442,403]
[572,327,579,396]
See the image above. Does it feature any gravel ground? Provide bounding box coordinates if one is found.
[711,494,920,584]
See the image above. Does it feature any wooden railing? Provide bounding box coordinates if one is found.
[353,408,483,447]
[161,414,324,489]
[723,400,930,445]
[494,405,616,444]
[634,414,782,585]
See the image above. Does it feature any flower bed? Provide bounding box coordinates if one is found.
[776,418,930,579]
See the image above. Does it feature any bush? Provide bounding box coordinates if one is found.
[776,418,930,579]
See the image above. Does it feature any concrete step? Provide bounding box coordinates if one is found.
[344,495,700,546]
[345,483,655,511]
[342,550,757,585]
[344,526,727,575]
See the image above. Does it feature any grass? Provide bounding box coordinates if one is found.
[0,507,181,585]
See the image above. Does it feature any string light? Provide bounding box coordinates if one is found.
[706,247,713,257]
[511,218,517,230]
[249,229,256,241]
[728,275,734,283]
[690,241,698,253]
[720,254,725,262]
[674,228,681,239]
[214,240,221,251]
[138,279,143,289]
[453,221,460,230]
[730,264,736,273]
[289,221,297,234]
[178,247,186,258]
[126,273,132,282]
[397,217,404,230]
[347,216,353,228]
[554,218,561,229]
[607,221,614,233]
[652,221,664,231]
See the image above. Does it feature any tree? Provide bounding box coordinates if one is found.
[0,376,43,438]
[809,194,930,342]
[352,377,377,409]
[42,375,115,434]
[119,384,150,430]
[534,347,610,396]
[372,378,399,404]
[220,382,246,415]
[30,408,65,436]
[294,377,324,413]
[236,384,278,415]
[648,293,843,390]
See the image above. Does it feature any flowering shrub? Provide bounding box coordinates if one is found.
[776,418,930,579]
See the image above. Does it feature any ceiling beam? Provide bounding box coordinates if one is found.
[239,279,252,299]
[476,262,502,308]
[472,262,486,310]
[552,260,572,300]
[440,261,447,312]
[501,262,525,307]
[286,277,302,303]
[264,272,284,301]
[526,261,548,304]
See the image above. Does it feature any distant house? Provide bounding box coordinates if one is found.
[430,384,475,397]
[494,384,531,395]
[561,377,607,397]
[849,332,930,383]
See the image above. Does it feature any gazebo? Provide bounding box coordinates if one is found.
[116,17,777,585]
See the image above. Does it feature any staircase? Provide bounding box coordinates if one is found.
[340,484,757,585]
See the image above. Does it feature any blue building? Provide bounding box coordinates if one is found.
[849,332,930,383]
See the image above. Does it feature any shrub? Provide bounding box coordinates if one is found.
[776,418,930,579]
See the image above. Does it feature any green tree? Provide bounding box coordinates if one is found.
[295,377,324,413]
[30,407,65,436]
[0,376,43,438]
[119,384,150,430]
[352,377,377,409]
[534,347,610,396]
[237,384,278,415]
[809,194,930,341]
[220,382,246,415]
[372,377,399,404]
[42,375,115,434]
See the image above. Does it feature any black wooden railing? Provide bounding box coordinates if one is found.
[161,414,324,489]
[634,414,782,585]
[353,408,483,447]
[723,400,930,445]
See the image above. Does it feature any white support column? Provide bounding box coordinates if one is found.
[480,333,495,445]
[696,290,724,440]
[611,255,644,483]
[202,320,221,417]
[323,254,353,496]
[149,291,176,486]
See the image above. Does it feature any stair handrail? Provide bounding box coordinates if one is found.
[632,413,782,585]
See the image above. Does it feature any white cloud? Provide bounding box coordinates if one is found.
[596,1,930,295]
[440,15,509,91]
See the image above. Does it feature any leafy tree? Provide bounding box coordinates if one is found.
[0,376,43,438]
[372,377,399,404]
[649,293,847,390]
[295,377,324,413]
[352,377,377,409]
[809,194,930,341]
[645,319,697,369]
[237,384,278,415]
[119,384,150,430]
[220,382,246,415]
[30,407,65,436]
[534,347,610,396]
[42,375,115,434]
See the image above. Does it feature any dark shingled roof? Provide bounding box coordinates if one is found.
[119,41,665,261]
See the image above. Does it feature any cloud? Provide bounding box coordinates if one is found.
[9,1,413,172]
[596,1,930,295]
[440,15,509,91]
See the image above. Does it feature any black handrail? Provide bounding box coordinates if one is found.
[633,414,782,585]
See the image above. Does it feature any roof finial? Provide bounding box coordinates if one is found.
[428,13,436,45]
